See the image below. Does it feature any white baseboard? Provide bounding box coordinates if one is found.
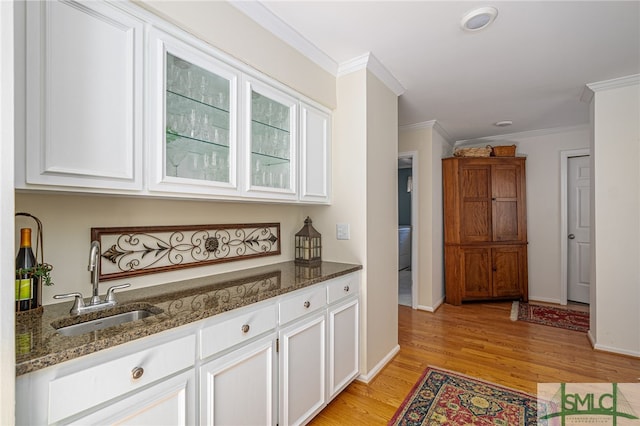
[528,296,562,304]
[593,342,640,358]
[416,296,445,313]
[356,344,400,384]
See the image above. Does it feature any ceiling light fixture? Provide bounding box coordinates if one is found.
[461,6,498,32]
[494,120,513,127]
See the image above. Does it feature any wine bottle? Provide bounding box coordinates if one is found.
[15,228,38,312]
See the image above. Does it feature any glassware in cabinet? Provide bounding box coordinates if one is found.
[249,87,297,193]
[164,53,233,183]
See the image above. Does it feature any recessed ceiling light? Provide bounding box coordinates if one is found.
[461,6,498,32]
[494,120,513,127]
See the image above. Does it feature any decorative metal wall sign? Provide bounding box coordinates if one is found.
[91,223,280,281]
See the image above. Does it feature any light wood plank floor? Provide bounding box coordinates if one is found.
[310,302,640,425]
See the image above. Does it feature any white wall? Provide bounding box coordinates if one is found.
[590,77,640,356]
[455,126,590,303]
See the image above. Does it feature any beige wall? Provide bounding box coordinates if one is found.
[15,193,307,304]
[398,124,450,310]
[310,68,399,377]
[591,78,640,356]
[137,0,336,109]
[364,71,399,373]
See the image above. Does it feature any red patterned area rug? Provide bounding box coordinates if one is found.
[389,367,547,425]
[511,301,589,332]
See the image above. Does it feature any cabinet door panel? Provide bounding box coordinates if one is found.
[492,164,523,241]
[280,314,326,426]
[147,26,240,197]
[245,78,298,200]
[200,336,276,426]
[493,200,519,241]
[328,298,359,400]
[69,370,195,426]
[461,248,491,298]
[300,102,331,203]
[25,0,143,190]
[460,166,492,242]
[493,247,522,297]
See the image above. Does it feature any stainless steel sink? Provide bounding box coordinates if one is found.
[54,309,158,337]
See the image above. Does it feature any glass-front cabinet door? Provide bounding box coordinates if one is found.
[245,79,298,199]
[148,28,238,196]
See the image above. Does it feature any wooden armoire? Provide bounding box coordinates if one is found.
[442,156,528,305]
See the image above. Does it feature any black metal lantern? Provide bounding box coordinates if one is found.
[295,216,321,266]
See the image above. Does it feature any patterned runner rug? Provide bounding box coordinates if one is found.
[511,301,589,332]
[389,367,545,425]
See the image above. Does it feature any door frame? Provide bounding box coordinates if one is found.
[559,148,590,305]
[398,151,418,309]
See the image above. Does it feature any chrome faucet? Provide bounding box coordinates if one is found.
[53,240,131,315]
[88,240,101,305]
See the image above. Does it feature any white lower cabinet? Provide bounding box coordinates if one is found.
[200,333,277,425]
[16,272,359,426]
[328,298,359,400]
[279,313,327,426]
[69,370,195,425]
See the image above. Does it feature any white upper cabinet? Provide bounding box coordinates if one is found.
[146,26,240,197]
[16,0,331,204]
[300,102,331,204]
[244,77,298,201]
[22,0,144,191]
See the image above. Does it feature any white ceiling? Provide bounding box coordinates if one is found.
[233,1,640,143]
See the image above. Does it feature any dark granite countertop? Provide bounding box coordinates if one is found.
[15,261,362,376]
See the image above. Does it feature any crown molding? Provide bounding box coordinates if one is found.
[399,120,453,145]
[455,124,590,146]
[229,1,338,76]
[338,53,405,96]
[587,74,640,93]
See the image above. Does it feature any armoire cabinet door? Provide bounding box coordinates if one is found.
[492,164,524,242]
[461,247,492,299]
[459,165,492,243]
[492,246,525,298]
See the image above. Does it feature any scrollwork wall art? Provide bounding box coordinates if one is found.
[91,223,280,281]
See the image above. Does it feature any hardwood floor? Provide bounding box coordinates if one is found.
[310,302,640,425]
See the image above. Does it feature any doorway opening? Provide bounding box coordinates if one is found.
[398,152,418,308]
[560,149,591,305]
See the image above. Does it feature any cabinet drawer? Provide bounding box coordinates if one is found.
[327,275,359,304]
[48,334,195,423]
[200,302,277,359]
[279,286,327,325]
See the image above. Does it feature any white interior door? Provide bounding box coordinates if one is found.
[567,155,591,304]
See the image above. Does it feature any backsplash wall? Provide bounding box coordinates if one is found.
[15,192,307,305]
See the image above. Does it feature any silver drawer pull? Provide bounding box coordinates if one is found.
[131,366,144,380]
[344,285,350,292]
[241,324,250,334]
[304,301,311,309]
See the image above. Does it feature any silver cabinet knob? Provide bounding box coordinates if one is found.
[344,285,350,292]
[304,301,311,309]
[131,366,144,380]
[241,324,250,333]
[568,234,576,239]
